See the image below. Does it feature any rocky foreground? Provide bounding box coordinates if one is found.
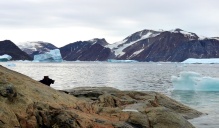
[0,65,202,128]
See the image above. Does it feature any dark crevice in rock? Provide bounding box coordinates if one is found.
[128,122,145,128]
[113,99,118,107]
[0,120,5,124]
[122,122,136,128]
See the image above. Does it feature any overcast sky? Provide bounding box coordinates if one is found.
[0,0,219,47]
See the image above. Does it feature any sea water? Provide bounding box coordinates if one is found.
[1,61,219,128]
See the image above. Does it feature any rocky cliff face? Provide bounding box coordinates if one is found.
[0,40,32,60]
[60,38,114,61]
[18,41,58,58]
[0,65,202,128]
[108,29,219,62]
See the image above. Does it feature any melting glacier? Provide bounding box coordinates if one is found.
[33,49,63,62]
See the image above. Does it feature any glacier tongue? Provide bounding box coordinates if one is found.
[33,49,63,62]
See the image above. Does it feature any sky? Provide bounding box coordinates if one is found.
[0,0,219,47]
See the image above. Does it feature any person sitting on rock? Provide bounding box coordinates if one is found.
[39,76,55,86]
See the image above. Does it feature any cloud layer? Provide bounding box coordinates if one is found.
[0,0,219,46]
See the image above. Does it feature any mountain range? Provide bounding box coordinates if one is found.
[1,28,219,62]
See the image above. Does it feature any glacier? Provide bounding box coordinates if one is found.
[107,59,138,63]
[33,49,63,62]
[0,54,12,62]
[171,71,219,91]
[182,58,219,64]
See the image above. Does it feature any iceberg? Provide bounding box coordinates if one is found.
[182,58,219,64]
[171,71,219,91]
[5,63,16,67]
[33,49,63,62]
[107,59,138,63]
[0,54,12,62]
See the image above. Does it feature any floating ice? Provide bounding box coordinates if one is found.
[17,60,32,62]
[182,58,219,64]
[33,49,63,62]
[107,59,138,63]
[0,54,12,62]
[5,63,16,67]
[172,71,219,91]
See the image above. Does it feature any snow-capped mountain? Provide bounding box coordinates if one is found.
[107,28,219,62]
[59,38,114,61]
[18,41,57,58]
[87,38,109,46]
[14,28,219,62]
[107,29,162,57]
[0,40,32,60]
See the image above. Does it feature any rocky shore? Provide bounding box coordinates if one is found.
[0,65,202,128]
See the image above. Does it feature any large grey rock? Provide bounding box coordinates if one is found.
[64,87,202,128]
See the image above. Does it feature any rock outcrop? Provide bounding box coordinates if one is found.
[65,87,202,127]
[0,66,202,128]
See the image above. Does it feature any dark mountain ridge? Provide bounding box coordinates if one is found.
[109,29,219,62]
[59,39,114,61]
[0,40,32,60]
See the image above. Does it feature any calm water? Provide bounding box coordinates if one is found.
[2,61,219,128]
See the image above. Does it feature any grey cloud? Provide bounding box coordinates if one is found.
[0,0,219,41]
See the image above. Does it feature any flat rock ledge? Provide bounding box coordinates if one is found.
[63,87,203,128]
[0,65,202,128]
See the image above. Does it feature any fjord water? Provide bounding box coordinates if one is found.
[2,61,219,128]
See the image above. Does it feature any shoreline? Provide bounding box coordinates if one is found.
[0,65,202,127]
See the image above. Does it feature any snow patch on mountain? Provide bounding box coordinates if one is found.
[107,30,161,56]
[169,28,213,40]
[107,39,128,56]
[132,49,144,56]
[129,49,144,58]
[170,28,198,39]
[86,38,109,46]
[18,41,51,54]
[88,38,98,44]
[212,37,219,41]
